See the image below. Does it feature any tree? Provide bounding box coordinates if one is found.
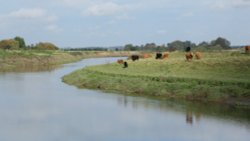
[167,40,183,51]
[155,44,168,52]
[184,41,196,49]
[14,36,26,49]
[198,41,209,47]
[144,43,157,50]
[0,39,19,50]
[124,44,138,51]
[34,42,59,50]
[167,40,196,51]
[211,37,231,49]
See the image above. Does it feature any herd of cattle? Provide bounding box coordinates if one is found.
[117,46,250,68]
[117,51,201,68]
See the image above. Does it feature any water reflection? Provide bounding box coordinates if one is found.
[0,57,250,141]
[0,64,60,73]
[116,95,250,126]
[186,111,193,125]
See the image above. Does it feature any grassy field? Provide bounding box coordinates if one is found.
[63,51,250,107]
[0,50,130,72]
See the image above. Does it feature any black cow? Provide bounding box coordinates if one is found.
[185,46,191,52]
[155,52,162,59]
[123,61,128,68]
[131,55,139,61]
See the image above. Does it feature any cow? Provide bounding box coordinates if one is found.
[245,46,250,54]
[117,59,124,64]
[194,52,201,60]
[185,46,191,52]
[155,52,162,59]
[131,55,139,61]
[143,53,152,59]
[162,52,169,59]
[123,61,128,68]
[186,52,193,61]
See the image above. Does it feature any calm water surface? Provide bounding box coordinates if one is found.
[0,57,250,141]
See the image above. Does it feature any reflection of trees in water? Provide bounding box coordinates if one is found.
[2,65,60,73]
[116,96,250,127]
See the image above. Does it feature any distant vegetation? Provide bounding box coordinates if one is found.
[31,42,59,50]
[0,36,58,50]
[64,47,108,51]
[123,37,232,51]
[0,36,246,52]
[63,36,244,52]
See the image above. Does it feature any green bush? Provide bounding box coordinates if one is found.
[33,42,59,50]
[0,39,19,50]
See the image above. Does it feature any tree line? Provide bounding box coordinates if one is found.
[124,37,231,51]
[63,47,108,51]
[0,36,233,51]
[0,36,58,50]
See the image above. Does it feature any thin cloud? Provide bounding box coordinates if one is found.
[45,25,62,32]
[10,8,46,18]
[156,30,167,35]
[232,0,250,8]
[182,12,194,17]
[6,8,57,22]
[211,0,250,9]
[83,2,129,16]
[0,8,60,33]
[59,0,91,8]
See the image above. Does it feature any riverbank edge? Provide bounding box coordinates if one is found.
[62,69,250,108]
[0,51,130,72]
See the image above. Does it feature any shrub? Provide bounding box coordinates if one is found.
[0,39,19,50]
[33,42,59,50]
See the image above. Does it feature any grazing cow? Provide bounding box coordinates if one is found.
[194,52,201,60]
[123,61,128,68]
[162,52,169,59]
[131,55,139,61]
[186,52,193,61]
[143,53,152,59]
[185,46,191,52]
[155,52,162,59]
[117,59,124,64]
[245,46,250,53]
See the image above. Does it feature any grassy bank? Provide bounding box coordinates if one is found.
[0,50,130,72]
[63,51,250,107]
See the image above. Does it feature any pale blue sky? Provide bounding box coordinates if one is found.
[0,0,250,47]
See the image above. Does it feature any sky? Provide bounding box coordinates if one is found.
[0,0,250,47]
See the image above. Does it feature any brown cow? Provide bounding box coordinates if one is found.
[245,46,250,53]
[143,53,152,59]
[185,52,193,61]
[117,59,124,64]
[194,52,201,60]
[162,52,169,59]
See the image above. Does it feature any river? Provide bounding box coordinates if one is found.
[0,57,249,141]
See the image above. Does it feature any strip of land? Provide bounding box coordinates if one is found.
[63,51,250,107]
[0,50,130,72]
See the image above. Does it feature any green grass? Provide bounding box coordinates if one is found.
[0,50,131,72]
[63,51,250,106]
